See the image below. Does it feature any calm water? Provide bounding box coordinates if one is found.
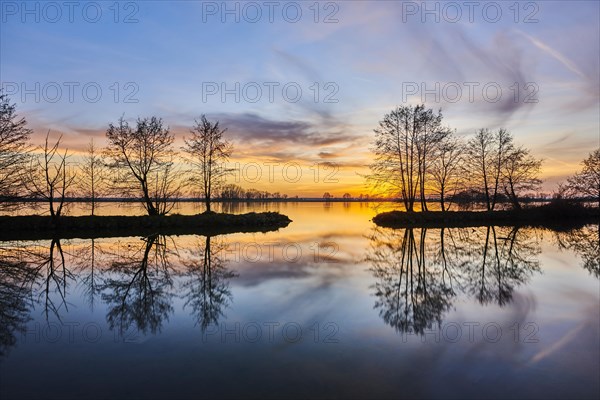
[0,203,598,399]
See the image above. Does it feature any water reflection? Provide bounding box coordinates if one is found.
[0,244,34,356]
[367,228,455,334]
[100,234,176,335]
[181,235,237,331]
[0,223,596,357]
[555,224,600,278]
[73,238,100,310]
[460,226,541,306]
[366,226,542,334]
[22,238,74,321]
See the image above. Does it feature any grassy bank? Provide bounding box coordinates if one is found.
[0,212,292,240]
[373,203,600,229]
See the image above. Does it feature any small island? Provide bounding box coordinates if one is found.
[0,212,292,240]
[373,203,600,230]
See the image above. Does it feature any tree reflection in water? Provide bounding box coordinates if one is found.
[23,238,73,321]
[100,234,176,335]
[0,238,75,354]
[367,227,455,335]
[0,222,596,354]
[461,226,541,306]
[0,242,35,356]
[555,224,599,278]
[367,226,542,334]
[73,238,100,311]
[180,235,237,332]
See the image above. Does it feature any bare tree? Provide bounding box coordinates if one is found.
[490,129,514,210]
[565,148,600,208]
[415,107,451,211]
[430,136,464,211]
[182,116,232,213]
[368,105,450,211]
[502,147,543,210]
[465,128,514,211]
[105,116,175,216]
[23,132,76,223]
[0,91,32,209]
[79,138,107,216]
[150,161,182,216]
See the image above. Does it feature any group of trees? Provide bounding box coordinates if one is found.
[0,92,232,218]
[561,149,600,208]
[368,104,545,211]
[2,93,599,217]
[103,114,233,215]
[369,104,600,212]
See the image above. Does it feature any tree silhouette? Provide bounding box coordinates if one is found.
[564,148,600,208]
[465,129,510,211]
[182,115,232,213]
[22,133,76,223]
[368,105,450,211]
[430,137,464,211]
[105,116,177,216]
[502,147,543,210]
[78,139,108,216]
[0,91,32,210]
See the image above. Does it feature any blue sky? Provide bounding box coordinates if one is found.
[1,0,599,195]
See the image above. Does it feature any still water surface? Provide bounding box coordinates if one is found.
[0,202,598,399]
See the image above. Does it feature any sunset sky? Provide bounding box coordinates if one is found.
[1,1,599,197]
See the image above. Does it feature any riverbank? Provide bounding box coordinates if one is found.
[0,212,292,240]
[372,203,600,229]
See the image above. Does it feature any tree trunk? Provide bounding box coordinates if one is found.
[509,182,521,210]
[440,189,445,212]
[141,183,158,216]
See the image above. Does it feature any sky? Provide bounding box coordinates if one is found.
[1,0,599,197]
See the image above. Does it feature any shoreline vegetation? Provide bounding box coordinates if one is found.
[0,212,292,240]
[2,196,597,203]
[373,202,600,229]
